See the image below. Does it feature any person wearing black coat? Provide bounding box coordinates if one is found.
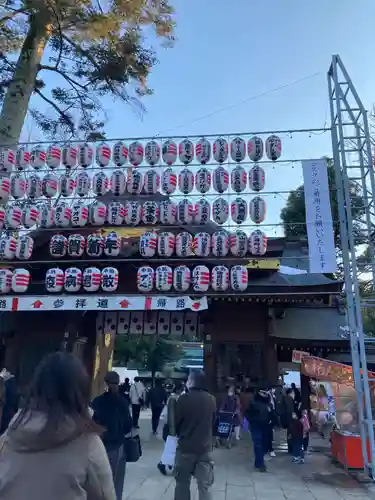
[245,390,270,472]
[147,378,167,435]
[289,410,304,463]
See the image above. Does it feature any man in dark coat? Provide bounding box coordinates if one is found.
[147,378,167,435]
[245,389,270,472]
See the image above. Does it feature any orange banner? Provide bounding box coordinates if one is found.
[301,356,375,385]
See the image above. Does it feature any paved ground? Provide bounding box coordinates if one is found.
[123,410,374,500]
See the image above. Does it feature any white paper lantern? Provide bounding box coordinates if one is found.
[104,231,121,257]
[101,267,119,292]
[161,168,177,195]
[249,165,265,192]
[39,204,54,228]
[192,232,211,257]
[230,137,246,163]
[137,266,154,292]
[212,198,229,225]
[6,205,22,229]
[212,230,229,257]
[196,138,211,164]
[173,266,191,292]
[26,174,42,199]
[15,147,30,170]
[92,171,109,196]
[211,266,229,292]
[78,143,93,167]
[42,173,58,198]
[156,265,173,291]
[67,234,86,257]
[86,233,104,257]
[192,265,210,292]
[49,235,68,258]
[142,201,159,225]
[10,174,26,199]
[129,141,144,166]
[30,145,46,169]
[16,235,34,260]
[64,267,82,292]
[0,269,12,293]
[124,201,142,225]
[75,171,90,197]
[110,170,126,196]
[213,137,228,163]
[249,196,266,224]
[89,201,107,226]
[0,207,5,229]
[83,267,101,292]
[248,136,264,162]
[157,232,175,257]
[143,169,160,195]
[107,202,125,226]
[71,203,89,227]
[177,198,194,225]
[59,174,75,197]
[230,230,248,257]
[231,197,248,225]
[176,232,193,257]
[12,268,30,293]
[159,200,177,225]
[144,140,160,166]
[178,168,194,194]
[0,236,16,260]
[45,268,64,293]
[113,141,129,166]
[96,142,111,167]
[195,167,211,194]
[265,135,282,161]
[54,203,71,228]
[249,230,267,256]
[0,178,10,203]
[194,198,210,225]
[179,139,194,164]
[0,149,15,174]
[62,144,78,168]
[212,166,229,193]
[162,140,177,166]
[23,205,40,228]
[127,170,143,194]
[139,230,158,257]
[231,165,247,193]
[230,265,248,292]
[46,144,61,169]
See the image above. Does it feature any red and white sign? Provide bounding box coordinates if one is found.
[292,350,310,364]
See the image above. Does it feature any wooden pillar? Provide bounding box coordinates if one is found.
[91,312,117,398]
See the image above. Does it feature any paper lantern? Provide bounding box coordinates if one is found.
[212,198,229,225]
[230,265,248,291]
[89,201,107,226]
[101,267,119,292]
[177,198,194,225]
[10,174,26,199]
[195,167,211,194]
[107,202,125,226]
[231,197,248,225]
[0,236,16,260]
[12,268,30,293]
[213,137,228,163]
[212,230,229,257]
[30,145,46,169]
[231,165,247,193]
[71,202,89,227]
[46,144,61,169]
[26,174,42,199]
[124,201,142,225]
[196,138,211,164]
[142,201,159,225]
[129,141,144,166]
[6,205,22,229]
[159,200,177,225]
[249,196,266,224]
[0,178,10,203]
[192,265,210,292]
[96,142,111,167]
[54,203,71,227]
[230,230,248,257]
[137,266,154,292]
[62,144,78,168]
[16,235,34,260]
[249,166,265,192]
[104,231,121,257]
[0,207,5,229]
[176,232,193,257]
[83,267,101,292]
[162,140,177,165]
[64,267,82,292]
[145,140,160,166]
[179,139,194,164]
[86,233,104,257]
[75,171,90,197]
[42,173,58,198]
[49,235,68,258]
[157,232,175,257]
[92,171,109,196]
[192,232,211,257]
[247,136,264,162]
[143,169,160,195]
[110,169,126,196]
[230,137,246,163]
[45,268,64,293]
[15,147,30,170]
[78,143,93,167]
[178,168,194,194]
[67,234,86,257]
[59,174,75,197]
[23,205,40,228]
[249,230,267,256]
[139,230,158,257]
[0,269,12,293]
[127,169,143,194]
[173,266,191,292]
[113,141,129,166]
[155,265,173,291]
[212,166,229,193]
[194,198,210,225]
[39,204,54,228]
[211,266,229,292]
[0,148,15,174]
[161,168,177,195]
[265,135,282,161]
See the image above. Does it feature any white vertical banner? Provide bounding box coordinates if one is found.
[302,159,337,273]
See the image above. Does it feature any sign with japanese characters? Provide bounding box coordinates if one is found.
[292,349,310,364]
[302,159,337,273]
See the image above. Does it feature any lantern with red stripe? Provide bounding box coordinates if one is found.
[213,137,228,163]
[247,136,264,162]
[0,178,10,203]
[213,166,229,193]
[177,198,194,225]
[64,267,82,292]
[143,169,160,195]
[144,140,160,166]
[107,201,125,226]
[16,235,34,260]
[45,268,64,293]
[83,267,101,292]
[192,232,211,257]
[212,198,229,225]
[196,138,211,164]
[194,198,210,225]
[92,172,109,196]
[16,147,30,170]
[12,268,30,293]
[212,266,229,292]
[176,232,193,257]
[157,232,175,258]
[249,196,266,224]
[104,231,121,257]
[0,235,16,259]
[30,145,46,169]
[59,174,75,197]
[212,230,229,257]
[101,267,119,292]
[26,174,42,199]
[89,201,107,226]
[139,230,158,257]
[231,197,247,225]
[249,166,265,192]
[265,135,282,161]
[192,265,210,292]
[67,234,85,257]
[230,137,246,163]
[231,165,247,193]
[42,173,58,198]
[173,266,191,292]
[230,230,248,257]
[0,149,15,174]
[156,265,173,292]
[142,201,159,225]
[159,200,176,225]
[124,201,142,225]
[179,139,194,164]
[75,171,90,197]
[127,169,143,194]
[23,204,40,228]
[86,233,104,257]
[249,230,267,256]
[137,266,154,292]
[39,204,54,228]
[230,265,248,291]
[113,141,129,166]
[161,168,177,195]
[46,144,61,169]
[195,167,211,194]
[0,207,5,229]
[6,205,22,229]
[110,170,126,196]
[96,142,111,167]
[78,143,93,167]
[0,269,12,293]
[62,143,78,168]
[54,202,71,228]
[162,140,177,165]
[10,174,26,199]
[178,168,194,194]
[71,202,89,227]
[49,235,68,258]
[129,141,144,166]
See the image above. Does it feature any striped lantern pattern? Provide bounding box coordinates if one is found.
[16,235,34,260]
[162,140,177,165]
[0,149,15,173]
[212,230,229,257]
[107,202,125,226]
[64,267,82,292]
[176,232,193,257]
[6,205,22,229]
[230,265,248,292]
[192,265,210,292]
[104,231,121,257]
[178,168,194,194]
[161,168,177,195]
[124,201,142,226]
[62,144,78,168]
[16,147,30,170]
[196,137,211,164]
[49,235,68,258]
[110,170,127,196]
[12,268,30,293]
[96,142,111,167]
[30,145,46,169]
[247,136,264,162]
[92,171,109,196]
[155,265,173,292]
[194,198,210,225]
[249,230,267,256]
[157,232,175,257]
[145,140,160,166]
[142,201,159,225]
[249,196,266,224]
[86,234,104,257]
[10,174,26,199]
[195,167,211,194]
[113,141,129,166]
[173,266,191,292]
[26,175,42,199]
[211,265,229,292]
[59,174,75,197]
[75,171,90,197]
[0,235,16,260]
[212,166,229,193]
[265,135,282,161]
[0,178,10,203]
[45,268,65,293]
[249,165,265,192]
[71,203,89,227]
[231,197,248,225]
[159,200,177,225]
[212,198,229,225]
[230,137,246,163]
[54,203,71,228]
[23,205,40,228]
[143,169,160,195]
[177,198,194,225]
[213,137,228,163]
[67,234,85,257]
[192,232,211,257]
[231,165,247,193]
[83,267,102,292]
[46,144,61,169]
[137,266,154,292]
[129,141,144,166]
[101,267,119,292]
[0,269,12,293]
[42,173,58,198]
[39,205,54,228]
[139,231,158,258]
[230,230,248,257]
[0,207,5,229]
[179,139,194,164]
[78,143,93,167]
[127,170,143,194]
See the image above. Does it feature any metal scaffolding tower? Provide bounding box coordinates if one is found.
[328,54,375,476]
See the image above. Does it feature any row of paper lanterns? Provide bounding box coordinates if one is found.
[45,267,119,293]
[2,135,282,173]
[137,265,249,293]
[0,268,31,293]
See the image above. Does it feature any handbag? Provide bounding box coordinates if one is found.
[123,433,142,463]
[160,435,178,467]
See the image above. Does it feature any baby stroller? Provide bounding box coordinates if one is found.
[214,411,236,449]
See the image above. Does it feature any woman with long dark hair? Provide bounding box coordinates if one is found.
[0,352,116,500]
